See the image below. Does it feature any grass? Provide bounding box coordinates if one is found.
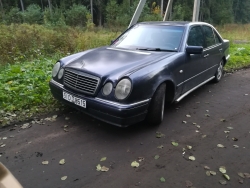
[0,24,250,126]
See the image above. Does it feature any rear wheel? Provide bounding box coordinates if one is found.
[213,60,224,83]
[146,83,166,125]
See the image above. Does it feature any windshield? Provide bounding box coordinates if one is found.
[111,24,184,51]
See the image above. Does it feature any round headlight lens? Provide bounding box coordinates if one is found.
[103,82,113,96]
[52,62,60,77]
[58,68,64,79]
[115,79,132,100]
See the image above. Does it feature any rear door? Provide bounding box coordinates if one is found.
[202,25,223,78]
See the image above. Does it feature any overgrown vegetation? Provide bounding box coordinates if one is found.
[0,24,118,65]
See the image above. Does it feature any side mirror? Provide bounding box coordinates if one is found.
[110,40,114,45]
[186,46,203,54]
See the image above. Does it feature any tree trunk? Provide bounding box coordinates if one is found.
[48,0,52,16]
[90,0,93,22]
[0,0,3,19]
[20,0,24,12]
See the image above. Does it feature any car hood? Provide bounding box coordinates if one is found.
[64,47,175,81]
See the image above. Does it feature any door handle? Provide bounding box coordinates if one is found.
[204,54,209,58]
[219,48,223,52]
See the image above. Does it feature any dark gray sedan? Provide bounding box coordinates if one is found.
[49,21,230,127]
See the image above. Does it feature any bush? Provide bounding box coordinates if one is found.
[3,7,22,24]
[65,4,89,27]
[22,4,43,24]
[44,7,66,27]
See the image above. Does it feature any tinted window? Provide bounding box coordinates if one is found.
[214,30,222,44]
[202,26,216,47]
[187,26,204,47]
[112,25,184,51]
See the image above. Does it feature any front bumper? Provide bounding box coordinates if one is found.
[49,79,150,127]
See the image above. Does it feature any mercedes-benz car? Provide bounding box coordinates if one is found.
[49,21,230,127]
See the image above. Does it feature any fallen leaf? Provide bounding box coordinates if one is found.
[65,117,70,120]
[244,173,250,178]
[157,145,164,149]
[2,137,7,140]
[156,132,165,138]
[192,122,197,125]
[227,127,234,130]
[21,123,31,129]
[160,177,165,182]
[206,110,209,112]
[171,141,178,146]
[9,135,14,138]
[224,131,230,134]
[101,166,109,172]
[204,166,210,170]
[219,166,226,174]
[210,171,216,176]
[42,161,49,165]
[96,164,102,171]
[195,130,200,133]
[205,114,210,117]
[185,180,193,187]
[238,172,245,178]
[131,161,139,168]
[61,176,67,180]
[232,137,238,141]
[59,159,65,165]
[186,114,191,118]
[63,128,68,132]
[206,171,211,176]
[189,156,195,161]
[238,178,244,184]
[186,145,192,150]
[220,119,226,122]
[202,135,207,138]
[100,157,107,162]
[217,144,225,148]
[196,125,201,129]
[223,174,230,180]
[233,145,239,148]
[154,155,160,160]
[63,125,68,128]
[182,121,187,124]
[219,180,227,185]
[138,157,144,162]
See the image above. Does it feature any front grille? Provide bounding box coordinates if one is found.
[63,69,100,95]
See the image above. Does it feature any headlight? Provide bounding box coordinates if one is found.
[103,82,113,96]
[115,79,132,100]
[52,62,60,77]
[58,68,64,79]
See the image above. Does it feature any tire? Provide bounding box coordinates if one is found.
[213,60,224,83]
[146,83,166,125]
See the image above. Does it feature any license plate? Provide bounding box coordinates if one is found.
[63,91,86,108]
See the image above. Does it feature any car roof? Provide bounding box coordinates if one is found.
[139,21,212,27]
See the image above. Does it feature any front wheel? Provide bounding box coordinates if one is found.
[213,60,224,83]
[146,83,166,125]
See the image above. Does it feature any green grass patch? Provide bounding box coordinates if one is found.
[0,57,60,125]
[225,43,250,71]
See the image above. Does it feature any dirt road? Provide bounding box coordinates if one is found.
[0,69,250,188]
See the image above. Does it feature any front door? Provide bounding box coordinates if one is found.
[181,25,207,94]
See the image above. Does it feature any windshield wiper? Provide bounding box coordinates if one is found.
[136,48,177,52]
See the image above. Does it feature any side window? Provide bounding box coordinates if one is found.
[187,26,204,47]
[214,30,222,44]
[202,26,216,47]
